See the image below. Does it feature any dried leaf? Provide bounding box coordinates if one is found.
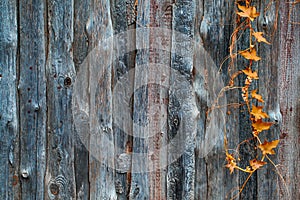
[242,86,249,102]
[242,68,259,79]
[226,153,237,174]
[251,105,269,121]
[239,48,261,61]
[251,89,264,102]
[250,159,267,170]
[253,32,271,44]
[237,4,260,21]
[252,120,274,133]
[258,140,280,155]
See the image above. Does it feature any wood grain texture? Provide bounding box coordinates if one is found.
[0,0,299,199]
[110,0,135,199]
[167,1,196,199]
[19,1,47,199]
[85,0,116,199]
[0,0,18,199]
[129,0,151,199]
[256,1,281,199]
[45,0,76,199]
[197,0,240,199]
[278,1,300,199]
[73,0,91,199]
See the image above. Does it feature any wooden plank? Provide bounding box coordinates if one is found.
[73,0,92,199]
[167,1,196,199]
[256,1,281,199]
[147,1,172,199]
[0,0,19,199]
[110,0,134,199]
[18,1,47,199]
[278,1,300,199]
[195,0,239,199]
[45,0,76,199]
[84,0,116,199]
[128,0,151,199]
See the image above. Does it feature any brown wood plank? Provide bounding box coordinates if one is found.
[278,1,300,199]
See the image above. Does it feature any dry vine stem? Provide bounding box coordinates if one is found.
[214,0,283,198]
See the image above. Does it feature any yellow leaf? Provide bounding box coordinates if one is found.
[253,32,271,44]
[239,48,261,61]
[251,105,269,121]
[250,159,267,170]
[258,140,279,155]
[251,90,264,102]
[237,4,260,21]
[252,120,274,133]
[242,68,259,79]
[225,153,237,174]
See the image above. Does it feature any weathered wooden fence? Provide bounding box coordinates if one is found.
[0,0,299,199]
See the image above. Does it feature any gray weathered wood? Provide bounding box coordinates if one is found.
[0,0,299,199]
[167,1,196,199]
[197,0,240,199]
[0,0,18,199]
[84,0,116,199]
[45,0,76,199]
[18,1,47,199]
[256,1,281,199]
[110,0,135,199]
[73,0,92,199]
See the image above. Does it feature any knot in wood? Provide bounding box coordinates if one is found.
[49,183,59,195]
[21,169,29,179]
[64,77,72,87]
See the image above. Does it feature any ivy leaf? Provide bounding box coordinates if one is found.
[242,68,259,79]
[251,105,269,121]
[250,159,267,170]
[237,4,260,21]
[258,140,280,155]
[252,120,274,133]
[239,48,261,61]
[253,32,271,44]
[225,153,237,174]
[251,89,264,102]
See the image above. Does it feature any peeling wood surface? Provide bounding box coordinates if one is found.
[0,0,299,200]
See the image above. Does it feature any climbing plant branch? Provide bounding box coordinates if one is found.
[216,0,282,198]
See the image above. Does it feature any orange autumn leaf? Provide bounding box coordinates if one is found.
[250,159,267,171]
[252,32,271,44]
[252,120,274,133]
[251,105,269,121]
[225,153,237,174]
[237,4,260,21]
[251,89,264,102]
[258,140,280,155]
[239,48,261,61]
[242,68,259,79]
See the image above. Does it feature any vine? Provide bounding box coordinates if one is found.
[214,0,284,198]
